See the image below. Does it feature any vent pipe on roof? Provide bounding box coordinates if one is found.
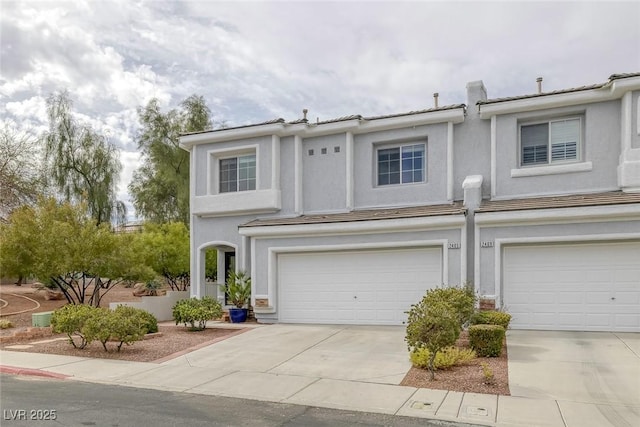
[536,77,543,94]
[302,109,308,121]
[433,93,439,108]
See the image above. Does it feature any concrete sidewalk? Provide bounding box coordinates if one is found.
[1,325,639,427]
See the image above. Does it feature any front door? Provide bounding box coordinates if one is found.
[224,251,236,305]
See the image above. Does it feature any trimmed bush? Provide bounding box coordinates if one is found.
[406,301,460,379]
[469,324,505,357]
[470,310,512,329]
[108,310,147,351]
[51,304,98,349]
[173,297,222,330]
[53,305,150,351]
[410,346,476,370]
[82,307,114,351]
[421,285,476,330]
[0,319,14,329]
[114,305,158,333]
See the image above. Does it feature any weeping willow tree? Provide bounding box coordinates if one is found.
[43,92,125,226]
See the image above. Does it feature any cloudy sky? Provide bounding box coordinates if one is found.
[1,0,639,220]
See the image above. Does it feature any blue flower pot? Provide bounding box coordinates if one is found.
[229,308,248,323]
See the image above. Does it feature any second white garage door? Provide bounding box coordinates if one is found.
[503,241,640,332]
[278,248,443,325]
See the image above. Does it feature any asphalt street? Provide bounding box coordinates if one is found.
[0,374,480,427]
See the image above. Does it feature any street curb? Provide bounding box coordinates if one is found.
[0,365,69,379]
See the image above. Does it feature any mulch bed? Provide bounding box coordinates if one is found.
[400,331,510,395]
[0,325,239,363]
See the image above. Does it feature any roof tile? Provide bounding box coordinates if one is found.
[476,191,640,213]
[241,203,466,227]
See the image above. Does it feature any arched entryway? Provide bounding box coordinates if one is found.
[195,242,237,302]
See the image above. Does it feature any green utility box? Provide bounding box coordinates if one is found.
[32,311,54,327]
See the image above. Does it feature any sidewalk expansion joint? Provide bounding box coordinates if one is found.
[265,326,346,373]
[555,399,568,427]
[282,377,321,402]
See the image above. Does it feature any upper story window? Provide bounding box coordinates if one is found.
[520,117,581,167]
[377,143,426,186]
[219,154,256,193]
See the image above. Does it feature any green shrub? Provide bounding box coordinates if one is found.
[410,346,476,370]
[173,297,222,330]
[469,324,505,357]
[114,305,158,333]
[421,285,476,330]
[82,308,114,351]
[0,319,14,329]
[470,310,512,329]
[51,304,98,349]
[53,305,150,352]
[108,310,147,351]
[481,362,495,385]
[406,301,460,379]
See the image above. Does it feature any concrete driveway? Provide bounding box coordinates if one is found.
[507,330,640,407]
[164,324,411,384]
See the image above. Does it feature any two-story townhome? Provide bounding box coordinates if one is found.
[179,72,640,332]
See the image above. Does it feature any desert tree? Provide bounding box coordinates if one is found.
[43,91,125,226]
[0,198,136,305]
[0,123,46,221]
[129,95,211,225]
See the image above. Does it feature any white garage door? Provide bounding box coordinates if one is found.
[504,242,640,332]
[278,248,443,325]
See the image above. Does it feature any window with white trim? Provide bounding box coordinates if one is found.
[520,118,581,167]
[219,154,256,193]
[377,143,426,186]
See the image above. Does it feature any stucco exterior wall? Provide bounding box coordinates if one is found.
[193,135,273,197]
[279,136,296,215]
[493,101,621,198]
[353,124,449,208]
[302,133,347,213]
[453,111,491,201]
[632,90,640,149]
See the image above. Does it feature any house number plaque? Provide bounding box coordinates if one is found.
[447,243,461,249]
[254,298,269,308]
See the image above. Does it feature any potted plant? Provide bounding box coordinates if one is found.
[220,270,251,323]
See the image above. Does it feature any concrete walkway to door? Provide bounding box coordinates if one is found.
[508,330,640,425]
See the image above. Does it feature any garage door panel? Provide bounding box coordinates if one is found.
[278,248,442,325]
[504,242,640,332]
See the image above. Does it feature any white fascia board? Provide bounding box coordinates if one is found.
[356,109,465,133]
[239,214,466,237]
[478,77,640,119]
[297,120,361,137]
[179,108,466,149]
[179,123,287,149]
[475,204,640,226]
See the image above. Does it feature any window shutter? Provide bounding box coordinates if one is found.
[550,119,579,161]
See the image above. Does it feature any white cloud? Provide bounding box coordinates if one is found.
[1,0,639,220]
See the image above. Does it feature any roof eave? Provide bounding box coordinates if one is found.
[238,214,467,237]
[179,122,287,150]
[179,106,466,149]
[478,75,640,119]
